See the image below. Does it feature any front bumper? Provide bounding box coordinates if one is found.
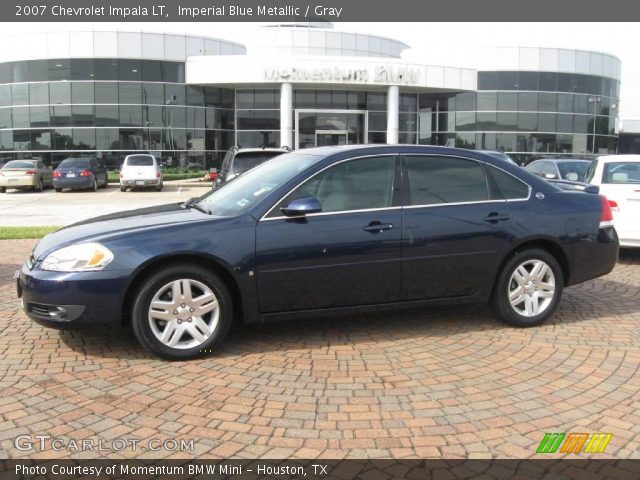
[16,262,133,329]
[53,177,93,190]
[0,177,36,188]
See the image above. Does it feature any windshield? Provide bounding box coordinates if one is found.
[198,152,322,216]
[557,161,591,181]
[602,162,640,184]
[232,152,283,174]
[3,160,35,169]
[59,158,91,169]
[126,155,154,166]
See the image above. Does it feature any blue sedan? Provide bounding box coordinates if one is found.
[16,146,619,359]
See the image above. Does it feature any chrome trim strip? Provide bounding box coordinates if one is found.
[263,206,402,222]
[402,199,506,210]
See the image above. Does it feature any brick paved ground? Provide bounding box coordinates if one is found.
[1,239,639,459]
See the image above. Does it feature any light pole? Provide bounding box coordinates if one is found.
[588,96,601,153]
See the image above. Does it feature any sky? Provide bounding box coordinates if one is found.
[2,22,639,120]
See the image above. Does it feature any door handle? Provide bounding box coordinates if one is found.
[363,222,393,233]
[483,213,510,223]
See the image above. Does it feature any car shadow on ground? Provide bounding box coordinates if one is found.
[53,272,640,362]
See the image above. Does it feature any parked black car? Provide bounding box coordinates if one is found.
[17,145,619,359]
[53,157,108,192]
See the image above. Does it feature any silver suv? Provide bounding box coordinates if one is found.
[217,147,290,185]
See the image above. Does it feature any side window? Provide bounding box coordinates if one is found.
[404,156,489,205]
[487,166,530,200]
[272,156,396,216]
[541,162,557,178]
[528,162,543,175]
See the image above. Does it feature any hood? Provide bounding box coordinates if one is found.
[33,203,212,260]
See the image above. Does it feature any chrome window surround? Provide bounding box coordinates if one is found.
[260,153,532,222]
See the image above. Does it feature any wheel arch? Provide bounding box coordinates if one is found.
[490,237,571,300]
[120,253,244,327]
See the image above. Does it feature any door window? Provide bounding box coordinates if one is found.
[404,156,489,205]
[273,156,396,215]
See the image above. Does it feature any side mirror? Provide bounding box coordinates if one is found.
[281,197,322,216]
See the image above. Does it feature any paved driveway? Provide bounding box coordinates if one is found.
[0,184,211,226]
[1,240,639,459]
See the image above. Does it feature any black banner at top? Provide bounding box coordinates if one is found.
[6,0,640,22]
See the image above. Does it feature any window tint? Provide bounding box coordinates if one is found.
[279,156,395,214]
[405,156,489,205]
[602,162,640,184]
[488,167,529,199]
[59,158,90,169]
[126,155,154,166]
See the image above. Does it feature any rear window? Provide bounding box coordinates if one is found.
[126,155,155,167]
[557,161,590,181]
[59,158,91,169]
[2,160,35,169]
[232,152,281,173]
[602,162,640,184]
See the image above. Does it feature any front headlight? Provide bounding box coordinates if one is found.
[41,243,114,272]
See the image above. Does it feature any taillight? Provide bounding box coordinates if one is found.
[53,171,61,178]
[600,195,614,227]
[156,171,161,178]
[80,169,92,177]
[25,170,35,176]
[608,199,619,212]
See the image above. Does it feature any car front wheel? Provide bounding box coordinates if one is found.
[131,264,233,360]
[491,248,563,327]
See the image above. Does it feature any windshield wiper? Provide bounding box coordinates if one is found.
[182,197,211,215]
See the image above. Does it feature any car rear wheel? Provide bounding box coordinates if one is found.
[155,183,163,191]
[36,179,43,192]
[491,248,563,327]
[91,178,97,192]
[55,188,62,192]
[131,264,233,360]
[120,185,126,192]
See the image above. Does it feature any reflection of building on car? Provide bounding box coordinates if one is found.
[217,147,290,185]
[586,155,640,247]
[119,154,163,192]
[0,159,53,193]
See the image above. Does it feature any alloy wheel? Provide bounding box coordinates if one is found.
[508,259,556,317]
[148,278,220,349]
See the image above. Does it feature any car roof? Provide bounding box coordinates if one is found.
[529,158,592,163]
[235,148,289,153]
[597,154,640,163]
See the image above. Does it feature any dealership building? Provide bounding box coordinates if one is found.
[0,22,621,168]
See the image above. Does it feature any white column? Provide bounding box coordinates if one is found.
[386,85,399,145]
[280,82,293,149]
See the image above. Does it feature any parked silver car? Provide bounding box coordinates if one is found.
[0,159,53,193]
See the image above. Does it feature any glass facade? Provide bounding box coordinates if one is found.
[417,71,619,163]
[0,59,235,169]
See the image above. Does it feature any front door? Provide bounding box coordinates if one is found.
[401,155,512,300]
[255,155,402,313]
[316,130,348,146]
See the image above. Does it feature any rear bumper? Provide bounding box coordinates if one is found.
[53,177,93,190]
[121,178,161,187]
[0,177,36,188]
[16,262,132,329]
[567,226,619,286]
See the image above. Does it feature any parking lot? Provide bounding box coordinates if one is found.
[0,238,638,459]
[0,183,212,227]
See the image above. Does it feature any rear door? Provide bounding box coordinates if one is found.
[400,155,513,300]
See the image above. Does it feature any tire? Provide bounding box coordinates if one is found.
[91,178,98,192]
[55,188,62,193]
[131,263,233,360]
[155,183,163,192]
[490,248,563,327]
[120,185,127,192]
[34,178,43,192]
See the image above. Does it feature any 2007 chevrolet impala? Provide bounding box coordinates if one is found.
[16,146,619,359]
